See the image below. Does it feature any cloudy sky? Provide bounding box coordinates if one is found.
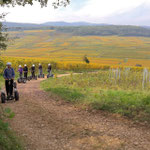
[0,0,150,25]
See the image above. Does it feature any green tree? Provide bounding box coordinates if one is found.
[0,14,8,52]
[0,0,70,7]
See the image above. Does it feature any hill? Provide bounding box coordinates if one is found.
[42,21,108,26]
[3,29,150,67]
[2,21,108,28]
[2,22,150,37]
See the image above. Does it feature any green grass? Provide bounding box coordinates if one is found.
[47,87,84,102]
[0,76,24,150]
[41,71,150,122]
[0,75,4,90]
[0,119,24,150]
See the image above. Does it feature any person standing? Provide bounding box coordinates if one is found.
[31,64,36,78]
[39,64,43,77]
[3,62,15,100]
[18,65,23,78]
[47,64,52,76]
[23,64,28,79]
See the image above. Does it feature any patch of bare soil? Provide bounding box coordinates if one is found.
[3,77,150,150]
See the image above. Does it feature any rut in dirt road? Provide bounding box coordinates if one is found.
[3,77,150,150]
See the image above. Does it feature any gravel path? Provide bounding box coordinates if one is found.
[3,76,150,150]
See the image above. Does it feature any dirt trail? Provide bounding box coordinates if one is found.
[3,76,150,150]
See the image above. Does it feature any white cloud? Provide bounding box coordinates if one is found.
[84,0,149,15]
[0,0,150,24]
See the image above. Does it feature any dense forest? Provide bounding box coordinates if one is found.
[4,22,150,37]
[55,26,150,37]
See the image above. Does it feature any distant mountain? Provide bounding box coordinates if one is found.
[42,21,108,26]
[2,22,41,28]
[142,26,150,29]
[2,21,109,28]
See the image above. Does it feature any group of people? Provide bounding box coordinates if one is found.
[3,62,52,99]
[18,63,52,79]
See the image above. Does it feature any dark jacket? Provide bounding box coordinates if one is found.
[39,66,42,70]
[31,66,35,72]
[48,66,51,71]
[3,68,15,79]
[23,66,28,72]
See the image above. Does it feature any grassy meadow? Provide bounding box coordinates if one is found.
[3,29,150,67]
[41,70,150,122]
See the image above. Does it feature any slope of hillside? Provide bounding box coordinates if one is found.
[2,29,150,67]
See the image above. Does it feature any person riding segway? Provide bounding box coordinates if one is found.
[2,62,19,102]
[17,65,26,83]
[31,64,37,80]
[23,64,28,80]
[4,62,15,100]
[18,65,23,78]
[38,64,44,78]
[47,64,53,78]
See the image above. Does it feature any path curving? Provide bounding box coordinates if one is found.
[3,76,150,150]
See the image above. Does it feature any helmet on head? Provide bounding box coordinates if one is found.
[19,65,22,68]
[48,64,51,66]
[24,64,27,67]
[32,64,35,67]
[6,62,12,66]
[39,63,41,66]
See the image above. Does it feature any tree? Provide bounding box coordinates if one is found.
[0,0,70,8]
[83,55,90,64]
[0,14,8,52]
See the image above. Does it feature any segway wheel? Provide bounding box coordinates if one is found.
[35,76,37,80]
[47,75,49,79]
[17,78,21,83]
[1,92,6,103]
[14,91,19,101]
[13,82,17,88]
[43,74,45,78]
[23,79,27,84]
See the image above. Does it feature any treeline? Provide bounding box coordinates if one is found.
[5,25,150,37]
[55,25,150,37]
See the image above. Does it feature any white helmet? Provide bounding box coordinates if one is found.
[48,64,51,66]
[19,65,22,68]
[24,64,27,67]
[6,62,12,66]
[39,63,41,66]
[32,64,35,67]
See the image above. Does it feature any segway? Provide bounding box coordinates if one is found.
[17,73,27,84]
[47,72,54,78]
[38,74,45,78]
[17,77,27,84]
[1,80,19,103]
[24,71,30,81]
[38,71,45,78]
[31,72,37,80]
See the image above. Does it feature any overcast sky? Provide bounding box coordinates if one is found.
[0,0,150,25]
